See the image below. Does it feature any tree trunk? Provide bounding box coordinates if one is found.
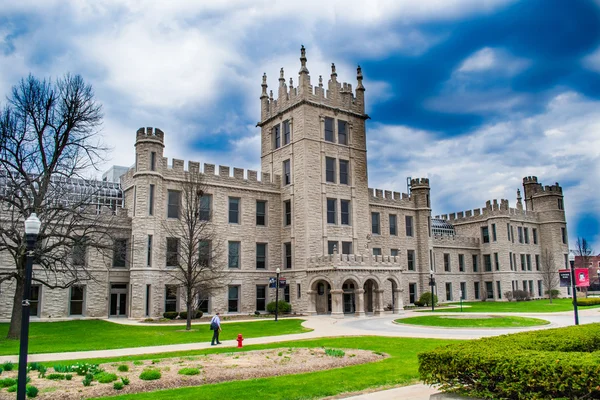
[6,276,24,340]
[549,293,553,304]
[186,287,192,331]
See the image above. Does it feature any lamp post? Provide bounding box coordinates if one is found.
[275,267,280,322]
[17,213,41,400]
[569,253,579,326]
[429,269,436,312]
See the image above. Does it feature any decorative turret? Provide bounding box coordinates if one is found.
[516,189,523,210]
[522,176,563,212]
[298,45,310,90]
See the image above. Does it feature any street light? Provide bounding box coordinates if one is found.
[429,269,436,312]
[569,253,579,326]
[17,213,41,400]
[275,267,281,322]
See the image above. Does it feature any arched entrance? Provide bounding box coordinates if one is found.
[312,280,332,314]
[363,279,378,313]
[342,279,358,314]
[386,277,403,313]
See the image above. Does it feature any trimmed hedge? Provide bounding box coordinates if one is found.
[419,323,600,399]
[179,310,203,319]
[162,311,179,319]
[266,301,291,314]
[577,297,600,306]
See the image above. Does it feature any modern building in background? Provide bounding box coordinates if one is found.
[0,47,570,320]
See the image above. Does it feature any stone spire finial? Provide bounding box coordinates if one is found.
[319,75,323,87]
[356,65,364,90]
[289,77,293,87]
[269,90,273,101]
[299,45,309,74]
[279,67,285,86]
[516,189,523,210]
[331,63,337,79]
[260,72,268,98]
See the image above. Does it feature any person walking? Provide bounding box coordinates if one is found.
[210,312,222,345]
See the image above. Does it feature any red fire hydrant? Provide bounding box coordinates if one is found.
[237,334,244,348]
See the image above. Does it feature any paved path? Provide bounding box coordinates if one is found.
[2,308,599,399]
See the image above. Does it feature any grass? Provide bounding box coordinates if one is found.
[51,336,458,400]
[421,298,600,313]
[395,315,549,328]
[0,319,310,355]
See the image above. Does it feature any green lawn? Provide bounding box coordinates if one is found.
[395,315,549,328]
[421,298,599,313]
[0,319,310,355]
[89,336,458,400]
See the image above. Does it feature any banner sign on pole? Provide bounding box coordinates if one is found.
[559,270,571,287]
[575,268,590,287]
[269,277,276,289]
[279,277,287,288]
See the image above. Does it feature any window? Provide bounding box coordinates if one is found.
[494,252,500,271]
[513,253,517,270]
[446,282,452,301]
[285,242,292,269]
[538,280,543,297]
[485,281,494,299]
[338,120,348,145]
[228,286,239,312]
[484,254,492,272]
[373,248,382,256]
[561,227,566,244]
[564,254,569,269]
[166,237,179,267]
[535,254,540,271]
[474,282,480,300]
[198,292,209,313]
[228,241,240,268]
[444,253,451,272]
[389,214,397,236]
[30,285,41,317]
[533,228,538,244]
[327,198,337,224]
[339,160,349,185]
[511,225,515,243]
[558,198,564,210]
[283,159,291,185]
[324,117,334,142]
[405,216,414,237]
[149,184,155,216]
[481,226,490,243]
[524,227,529,244]
[256,243,267,269]
[459,254,465,272]
[529,280,534,295]
[342,241,353,254]
[199,241,211,266]
[526,254,532,271]
[297,283,302,299]
[328,241,338,255]
[256,200,267,226]
[409,283,417,304]
[273,124,281,149]
[283,120,291,145]
[492,224,497,242]
[472,255,478,272]
[521,254,526,271]
[341,200,350,225]
[256,285,266,311]
[372,212,380,234]
[167,190,180,219]
[72,239,86,266]
[229,197,240,224]
[518,227,523,243]
[284,285,290,303]
[147,235,153,267]
[325,157,336,183]
[497,281,502,299]
[509,252,513,270]
[284,200,292,226]
[428,216,431,237]
[407,250,415,271]
[391,249,399,257]
[507,223,511,241]
[460,282,466,300]
[199,194,211,221]
[70,286,85,316]
[165,285,177,312]
[150,151,156,171]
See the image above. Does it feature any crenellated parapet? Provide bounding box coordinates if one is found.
[410,178,430,189]
[306,253,403,269]
[523,176,562,195]
[432,235,480,248]
[436,198,537,223]
[368,187,412,207]
[135,127,164,145]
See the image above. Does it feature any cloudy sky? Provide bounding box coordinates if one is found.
[1,0,599,251]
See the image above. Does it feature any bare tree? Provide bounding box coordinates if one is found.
[162,171,226,331]
[0,74,118,339]
[540,249,559,304]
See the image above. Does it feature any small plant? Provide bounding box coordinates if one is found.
[113,381,124,390]
[133,360,144,366]
[162,311,179,319]
[0,378,17,388]
[52,364,74,373]
[254,310,260,316]
[26,385,39,398]
[85,373,94,381]
[278,351,283,356]
[121,377,130,385]
[178,367,200,375]
[266,300,291,314]
[7,384,17,392]
[72,363,102,376]
[95,372,118,383]
[45,373,66,380]
[28,362,43,372]
[117,364,129,372]
[324,348,345,357]
[1,361,14,372]
[151,359,160,364]
[37,365,47,378]
[65,374,73,381]
[139,368,162,380]
[82,376,92,387]
[418,292,438,307]
[0,367,3,375]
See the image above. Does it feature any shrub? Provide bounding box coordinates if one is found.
[82,376,92,387]
[121,377,130,385]
[133,361,144,366]
[418,292,438,307]
[26,385,39,398]
[0,378,17,388]
[254,311,260,316]
[45,373,66,380]
[266,301,291,314]
[179,310,203,319]
[113,381,124,390]
[139,368,161,381]
[577,297,600,306]
[52,364,73,373]
[178,367,200,376]
[72,363,101,376]
[419,323,600,399]
[1,361,14,372]
[546,289,561,298]
[95,372,118,383]
[28,362,44,372]
[413,300,424,307]
[37,365,47,378]
[7,384,17,392]
[65,374,73,381]
[117,364,129,372]
[504,291,514,301]
[162,311,179,319]
[0,367,3,375]
[512,290,530,301]
[324,349,345,357]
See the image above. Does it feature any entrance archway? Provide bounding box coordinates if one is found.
[342,279,358,314]
[312,280,332,314]
[363,279,379,313]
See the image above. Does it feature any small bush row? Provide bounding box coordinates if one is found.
[577,297,600,306]
[162,310,203,319]
[419,323,600,399]
[324,349,345,357]
[266,301,291,314]
[139,368,161,381]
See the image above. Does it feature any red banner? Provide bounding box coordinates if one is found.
[575,268,590,287]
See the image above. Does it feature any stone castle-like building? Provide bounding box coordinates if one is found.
[0,47,570,319]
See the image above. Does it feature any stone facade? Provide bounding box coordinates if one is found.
[0,47,570,320]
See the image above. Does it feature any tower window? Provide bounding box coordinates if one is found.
[325,157,336,183]
[481,226,490,243]
[338,120,348,145]
[283,159,291,185]
[229,197,240,224]
[284,200,291,226]
[327,198,337,224]
[283,120,291,145]
[405,216,414,237]
[339,160,349,185]
[150,151,156,171]
[273,124,281,149]
[324,117,334,142]
[372,212,380,234]
[340,200,350,225]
